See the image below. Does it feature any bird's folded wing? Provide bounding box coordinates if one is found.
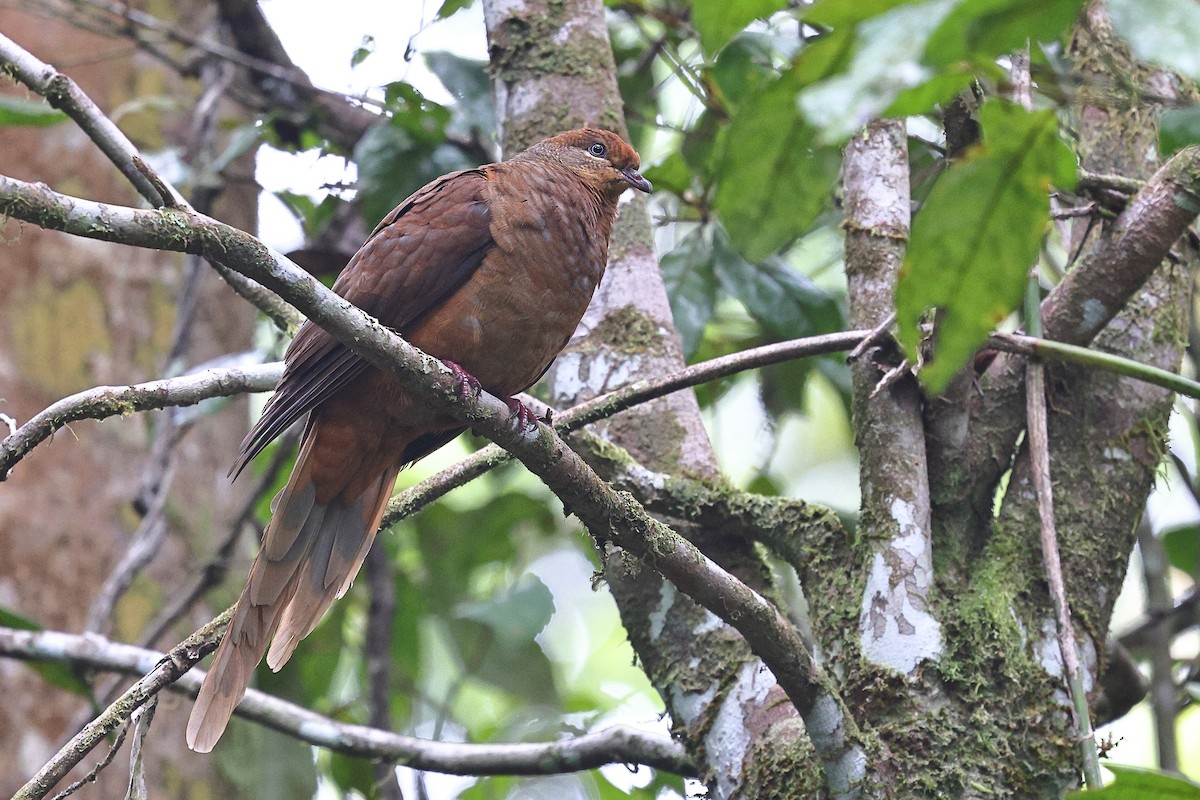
[232,168,495,476]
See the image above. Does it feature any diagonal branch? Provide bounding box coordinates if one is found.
[0,172,867,787]
[0,624,694,782]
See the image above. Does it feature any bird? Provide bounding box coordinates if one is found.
[186,128,651,752]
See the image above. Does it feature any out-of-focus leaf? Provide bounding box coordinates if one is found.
[714,70,842,260]
[1110,0,1200,81]
[711,228,842,413]
[1161,106,1200,156]
[354,123,472,226]
[711,33,792,110]
[0,94,67,127]
[643,152,692,196]
[455,578,554,648]
[329,751,377,798]
[1066,765,1200,798]
[437,0,474,18]
[424,51,495,142]
[450,579,558,703]
[798,0,958,142]
[1162,524,1200,574]
[896,100,1078,393]
[212,123,262,173]
[215,716,317,800]
[0,607,94,697]
[805,0,922,29]
[275,191,344,239]
[692,0,789,55]
[350,35,376,68]
[660,230,718,357]
[711,228,842,340]
[923,0,1085,68]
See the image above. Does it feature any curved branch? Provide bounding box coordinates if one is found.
[0,362,283,480]
[0,173,865,781]
[0,625,695,779]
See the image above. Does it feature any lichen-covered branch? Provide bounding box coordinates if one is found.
[0,625,694,782]
[0,361,283,479]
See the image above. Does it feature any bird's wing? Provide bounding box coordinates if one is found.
[232,168,494,476]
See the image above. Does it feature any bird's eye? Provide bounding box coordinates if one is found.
[588,142,607,158]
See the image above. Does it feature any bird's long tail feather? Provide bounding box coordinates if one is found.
[186,426,399,753]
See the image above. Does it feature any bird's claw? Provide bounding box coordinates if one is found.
[444,360,482,401]
[504,397,539,433]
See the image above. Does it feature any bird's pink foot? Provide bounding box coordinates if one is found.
[504,397,539,432]
[444,360,482,401]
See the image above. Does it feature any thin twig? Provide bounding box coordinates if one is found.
[46,721,130,800]
[1023,279,1103,789]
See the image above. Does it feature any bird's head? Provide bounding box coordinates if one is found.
[519,128,652,201]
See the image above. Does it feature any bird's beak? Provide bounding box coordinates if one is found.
[621,167,653,194]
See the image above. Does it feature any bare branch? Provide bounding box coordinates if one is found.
[0,360,283,480]
[0,624,694,779]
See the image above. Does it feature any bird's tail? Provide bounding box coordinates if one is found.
[186,423,400,753]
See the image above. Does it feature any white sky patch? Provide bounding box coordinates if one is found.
[858,497,942,673]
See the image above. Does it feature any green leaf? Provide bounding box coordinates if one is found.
[805,0,922,29]
[1068,765,1200,798]
[711,228,842,341]
[0,94,67,127]
[1161,106,1200,156]
[692,0,789,55]
[896,100,1078,393]
[1162,524,1200,574]
[1110,0,1200,81]
[798,0,959,142]
[454,578,554,648]
[329,751,377,797]
[711,32,791,109]
[923,0,1085,68]
[437,0,474,19]
[660,230,718,357]
[714,71,842,260]
[350,35,376,68]
[424,51,495,141]
[643,152,693,196]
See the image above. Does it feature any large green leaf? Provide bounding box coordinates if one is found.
[659,229,718,357]
[1110,0,1200,81]
[896,100,1077,393]
[1068,765,1200,798]
[1160,106,1200,157]
[1161,523,1200,574]
[424,51,495,142]
[923,0,1085,67]
[713,70,842,261]
[798,0,959,142]
[692,0,789,55]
